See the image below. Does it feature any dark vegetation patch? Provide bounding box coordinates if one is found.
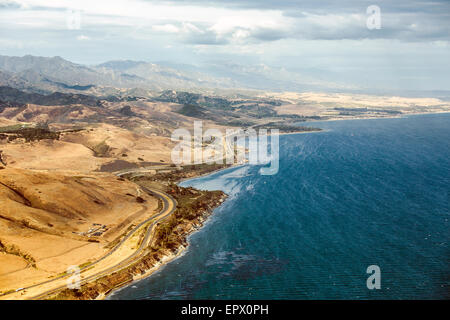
[176,104,209,118]
[0,100,26,112]
[136,196,146,203]
[0,239,36,268]
[131,163,230,183]
[87,141,111,157]
[97,160,171,172]
[334,107,402,115]
[252,122,322,133]
[0,124,60,142]
[43,80,95,91]
[234,104,277,118]
[0,86,99,107]
[216,119,256,127]
[118,105,136,117]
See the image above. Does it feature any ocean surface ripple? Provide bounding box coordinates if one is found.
[110,114,450,300]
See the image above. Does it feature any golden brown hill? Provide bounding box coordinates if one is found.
[0,167,157,292]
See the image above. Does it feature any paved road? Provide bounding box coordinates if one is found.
[1,185,176,300]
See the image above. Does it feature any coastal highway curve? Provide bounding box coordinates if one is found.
[0,179,177,300]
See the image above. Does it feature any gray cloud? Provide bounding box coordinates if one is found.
[163,0,450,14]
[144,0,450,44]
[2,0,449,44]
[159,0,450,42]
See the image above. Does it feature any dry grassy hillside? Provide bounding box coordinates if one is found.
[0,167,157,292]
[0,124,176,172]
[0,98,234,172]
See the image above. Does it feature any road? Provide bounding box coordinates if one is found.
[1,185,177,300]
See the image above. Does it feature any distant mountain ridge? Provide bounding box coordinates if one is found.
[0,54,363,96]
[0,55,239,95]
[0,86,100,107]
[0,55,149,91]
[96,60,147,71]
[1,55,447,99]
[0,54,341,96]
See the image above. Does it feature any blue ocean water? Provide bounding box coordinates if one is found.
[110,113,450,300]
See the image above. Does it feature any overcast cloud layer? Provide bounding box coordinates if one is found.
[0,0,449,92]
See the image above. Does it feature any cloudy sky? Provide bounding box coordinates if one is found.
[0,0,449,91]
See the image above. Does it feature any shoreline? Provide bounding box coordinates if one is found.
[102,112,434,299]
[102,243,188,300]
[73,111,450,299]
[105,192,225,300]
[177,163,245,184]
[103,168,235,300]
[307,110,450,123]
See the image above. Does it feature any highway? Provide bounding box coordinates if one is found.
[0,184,177,300]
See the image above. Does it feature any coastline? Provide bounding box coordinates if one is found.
[103,166,236,300]
[102,113,425,299]
[307,110,450,123]
[105,193,225,300]
[278,129,326,136]
[101,243,189,300]
[59,111,450,300]
[107,112,450,300]
[103,126,314,299]
[177,163,245,184]
[45,180,227,300]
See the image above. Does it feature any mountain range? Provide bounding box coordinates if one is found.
[0,54,360,97]
[0,55,239,96]
[1,55,449,100]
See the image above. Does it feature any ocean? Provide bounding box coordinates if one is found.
[109,113,450,299]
